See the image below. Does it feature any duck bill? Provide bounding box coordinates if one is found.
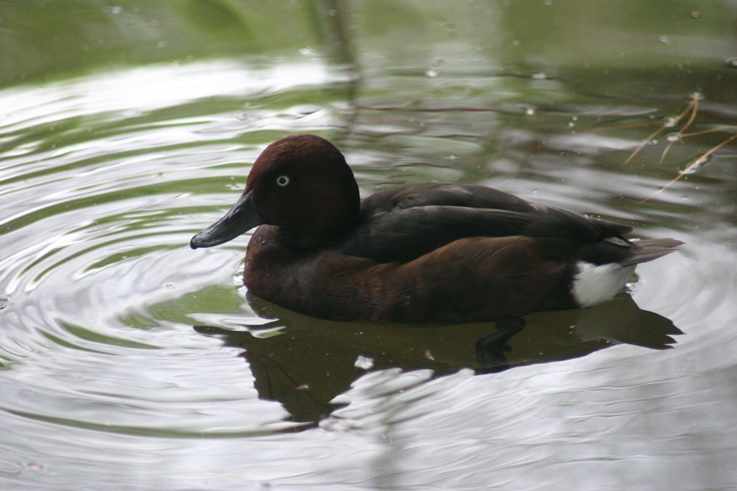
[190,191,266,249]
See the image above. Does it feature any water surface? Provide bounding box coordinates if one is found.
[1,2,737,490]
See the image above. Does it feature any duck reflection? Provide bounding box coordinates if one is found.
[194,293,681,423]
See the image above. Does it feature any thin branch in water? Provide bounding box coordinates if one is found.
[623,125,669,166]
[680,125,737,138]
[637,132,737,205]
[658,97,699,164]
[623,98,696,166]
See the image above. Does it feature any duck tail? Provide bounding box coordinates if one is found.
[621,238,684,266]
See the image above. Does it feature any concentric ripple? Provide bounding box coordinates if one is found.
[0,59,354,435]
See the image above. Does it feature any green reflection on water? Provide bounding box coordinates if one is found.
[3,0,736,87]
[145,285,245,326]
[0,0,322,85]
[63,322,158,349]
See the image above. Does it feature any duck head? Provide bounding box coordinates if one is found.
[190,134,361,249]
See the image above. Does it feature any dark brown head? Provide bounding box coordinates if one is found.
[191,134,360,249]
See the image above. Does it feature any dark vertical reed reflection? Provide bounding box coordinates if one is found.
[312,0,356,67]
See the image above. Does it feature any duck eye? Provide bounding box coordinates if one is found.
[276,175,290,187]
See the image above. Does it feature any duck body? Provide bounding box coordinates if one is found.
[191,134,682,324]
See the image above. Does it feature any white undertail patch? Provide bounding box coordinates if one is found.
[572,261,636,308]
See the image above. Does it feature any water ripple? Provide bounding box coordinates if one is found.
[0,57,736,490]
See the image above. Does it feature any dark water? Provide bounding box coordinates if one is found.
[1,2,737,490]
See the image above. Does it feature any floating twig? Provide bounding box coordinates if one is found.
[658,97,699,164]
[623,97,697,166]
[637,131,737,205]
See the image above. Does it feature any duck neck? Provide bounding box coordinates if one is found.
[276,217,358,249]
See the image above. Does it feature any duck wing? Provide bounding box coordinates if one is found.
[359,183,536,218]
[339,184,634,264]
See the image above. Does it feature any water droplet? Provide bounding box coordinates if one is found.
[320,417,355,432]
[691,91,704,100]
[431,58,444,67]
[354,356,374,370]
[679,154,712,175]
[663,116,680,128]
[426,70,438,78]
[525,108,535,115]
[691,11,701,18]
[658,35,671,45]
[665,131,682,142]
[531,73,546,79]
[726,58,737,68]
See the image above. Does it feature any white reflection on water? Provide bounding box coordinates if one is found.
[0,60,338,131]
